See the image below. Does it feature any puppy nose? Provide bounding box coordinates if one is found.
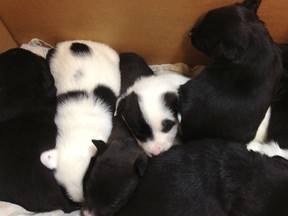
[150,146,162,156]
[82,209,94,216]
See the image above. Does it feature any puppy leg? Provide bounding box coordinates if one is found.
[40,149,58,169]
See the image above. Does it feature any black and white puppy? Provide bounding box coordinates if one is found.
[40,40,120,202]
[0,48,78,212]
[83,52,151,216]
[117,72,190,156]
[179,0,283,143]
[266,44,288,148]
[115,139,288,216]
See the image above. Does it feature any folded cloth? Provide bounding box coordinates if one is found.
[20,38,52,58]
[150,63,205,77]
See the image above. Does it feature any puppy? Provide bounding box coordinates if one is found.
[40,40,120,202]
[117,72,190,156]
[179,0,283,143]
[83,52,151,216]
[0,48,78,212]
[115,139,288,216]
[83,118,148,216]
[266,44,288,148]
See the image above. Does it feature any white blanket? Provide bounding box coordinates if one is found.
[0,201,81,216]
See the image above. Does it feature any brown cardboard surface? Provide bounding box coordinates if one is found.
[0,19,17,53]
[0,0,287,65]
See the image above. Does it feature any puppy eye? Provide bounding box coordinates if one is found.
[161,119,175,133]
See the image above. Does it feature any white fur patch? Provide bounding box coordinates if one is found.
[40,149,57,170]
[246,107,288,160]
[124,72,190,156]
[42,96,113,202]
[247,141,288,160]
[252,107,271,143]
[50,40,120,97]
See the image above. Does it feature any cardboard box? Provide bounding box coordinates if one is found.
[0,0,288,65]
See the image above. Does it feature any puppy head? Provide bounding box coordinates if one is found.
[0,48,56,119]
[116,90,180,157]
[84,140,148,216]
[189,0,264,61]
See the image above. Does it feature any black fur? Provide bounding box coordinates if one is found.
[116,52,155,143]
[161,119,176,133]
[70,42,91,56]
[162,91,179,119]
[83,52,151,216]
[119,92,153,143]
[119,52,154,95]
[84,115,148,216]
[57,90,88,103]
[94,85,117,114]
[46,48,56,62]
[267,44,288,148]
[0,48,79,212]
[179,0,282,143]
[116,139,288,216]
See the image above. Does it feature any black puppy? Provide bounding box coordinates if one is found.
[179,0,283,143]
[115,139,288,216]
[83,53,152,216]
[0,48,78,212]
[267,44,288,148]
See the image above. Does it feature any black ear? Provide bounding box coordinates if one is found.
[134,154,148,178]
[241,0,261,13]
[115,97,126,116]
[92,139,108,154]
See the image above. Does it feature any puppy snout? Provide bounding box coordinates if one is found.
[150,146,162,156]
[82,209,94,216]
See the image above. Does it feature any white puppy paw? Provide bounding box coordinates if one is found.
[40,149,58,169]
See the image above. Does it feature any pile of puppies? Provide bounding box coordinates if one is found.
[1,0,288,215]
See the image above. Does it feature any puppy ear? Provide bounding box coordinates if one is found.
[114,96,126,116]
[212,42,240,61]
[134,154,148,178]
[241,0,261,13]
[92,139,108,154]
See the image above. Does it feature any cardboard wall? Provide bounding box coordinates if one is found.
[0,19,17,53]
[1,0,288,65]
